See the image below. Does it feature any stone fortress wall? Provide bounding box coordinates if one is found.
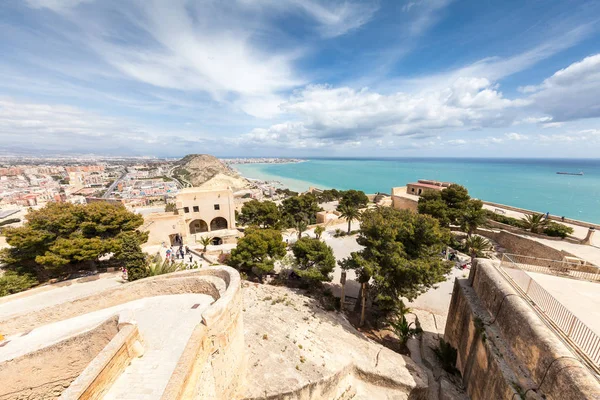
[0,267,244,400]
[445,259,600,399]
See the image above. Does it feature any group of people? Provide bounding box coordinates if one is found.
[166,244,193,263]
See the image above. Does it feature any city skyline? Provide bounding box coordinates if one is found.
[1,0,600,157]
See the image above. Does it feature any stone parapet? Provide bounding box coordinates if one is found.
[60,322,143,400]
[445,259,600,399]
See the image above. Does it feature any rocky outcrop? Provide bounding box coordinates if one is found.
[175,154,250,190]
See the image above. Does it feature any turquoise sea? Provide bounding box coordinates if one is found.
[235,158,600,224]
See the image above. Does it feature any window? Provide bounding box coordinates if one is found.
[183,207,190,213]
[193,206,199,212]
[214,204,220,210]
[411,188,415,193]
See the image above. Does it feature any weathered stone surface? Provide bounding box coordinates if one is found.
[241,283,429,399]
[0,317,119,400]
[445,259,600,400]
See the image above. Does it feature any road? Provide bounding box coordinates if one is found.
[102,171,127,199]
[166,166,191,189]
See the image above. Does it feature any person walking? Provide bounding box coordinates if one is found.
[185,246,190,255]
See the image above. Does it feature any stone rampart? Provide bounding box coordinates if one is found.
[0,272,221,336]
[445,259,600,399]
[0,267,245,400]
[60,322,143,400]
[0,316,119,400]
[478,228,575,261]
[161,266,244,400]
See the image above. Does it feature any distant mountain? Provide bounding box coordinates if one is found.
[174,154,249,190]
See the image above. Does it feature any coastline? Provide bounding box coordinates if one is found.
[234,161,318,193]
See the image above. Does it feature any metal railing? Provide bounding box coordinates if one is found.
[500,254,600,372]
[501,253,600,283]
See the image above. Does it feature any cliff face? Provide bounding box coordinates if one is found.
[175,154,249,190]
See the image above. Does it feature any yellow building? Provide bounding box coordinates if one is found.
[143,187,238,247]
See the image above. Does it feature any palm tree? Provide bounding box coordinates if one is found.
[199,236,212,252]
[464,235,492,261]
[338,204,360,234]
[459,207,487,238]
[146,255,183,276]
[520,213,548,233]
[296,219,308,240]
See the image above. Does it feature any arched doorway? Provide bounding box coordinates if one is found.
[211,237,223,246]
[210,217,228,231]
[189,219,208,234]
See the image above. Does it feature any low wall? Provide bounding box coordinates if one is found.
[391,193,418,212]
[0,273,221,336]
[60,323,143,400]
[445,259,600,399]
[0,267,245,400]
[478,229,574,261]
[161,266,245,400]
[0,317,120,400]
[482,200,600,229]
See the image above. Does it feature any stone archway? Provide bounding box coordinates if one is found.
[190,219,208,234]
[211,237,223,246]
[210,217,228,231]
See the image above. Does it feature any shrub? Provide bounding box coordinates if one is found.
[217,252,231,264]
[0,271,38,297]
[333,229,346,238]
[432,338,459,375]
[544,222,574,238]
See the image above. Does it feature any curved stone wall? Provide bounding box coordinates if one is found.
[0,267,245,400]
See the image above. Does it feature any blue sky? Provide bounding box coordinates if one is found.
[1,0,600,158]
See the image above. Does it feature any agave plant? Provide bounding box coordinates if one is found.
[387,312,422,349]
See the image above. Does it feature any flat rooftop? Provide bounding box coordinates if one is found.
[526,271,600,336]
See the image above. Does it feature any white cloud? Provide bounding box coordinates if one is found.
[526,54,600,121]
[0,98,216,155]
[25,0,93,12]
[401,0,453,36]
[505,132,529,141]
[237,0,379,38]
[236,78,523,148]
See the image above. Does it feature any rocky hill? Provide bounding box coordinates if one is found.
[173,154,250,190]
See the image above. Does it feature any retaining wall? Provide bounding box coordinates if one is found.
[445,259,600,399]
[0,317,120,400]
[478,229,575,261]
[60,323,143,400]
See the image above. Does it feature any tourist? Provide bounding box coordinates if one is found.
[189,254,193,263]
[185,246,190,255]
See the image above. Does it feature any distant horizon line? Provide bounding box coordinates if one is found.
[2,154,600,161]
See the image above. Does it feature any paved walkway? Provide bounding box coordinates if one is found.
[526,271,600,336]
[0,273,123,320]
[104,294,213,400]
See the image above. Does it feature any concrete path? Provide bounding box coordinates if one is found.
[0,294,212,365]
[104,294,213,400]
[526,271,600,336]
[0,273,123,320]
